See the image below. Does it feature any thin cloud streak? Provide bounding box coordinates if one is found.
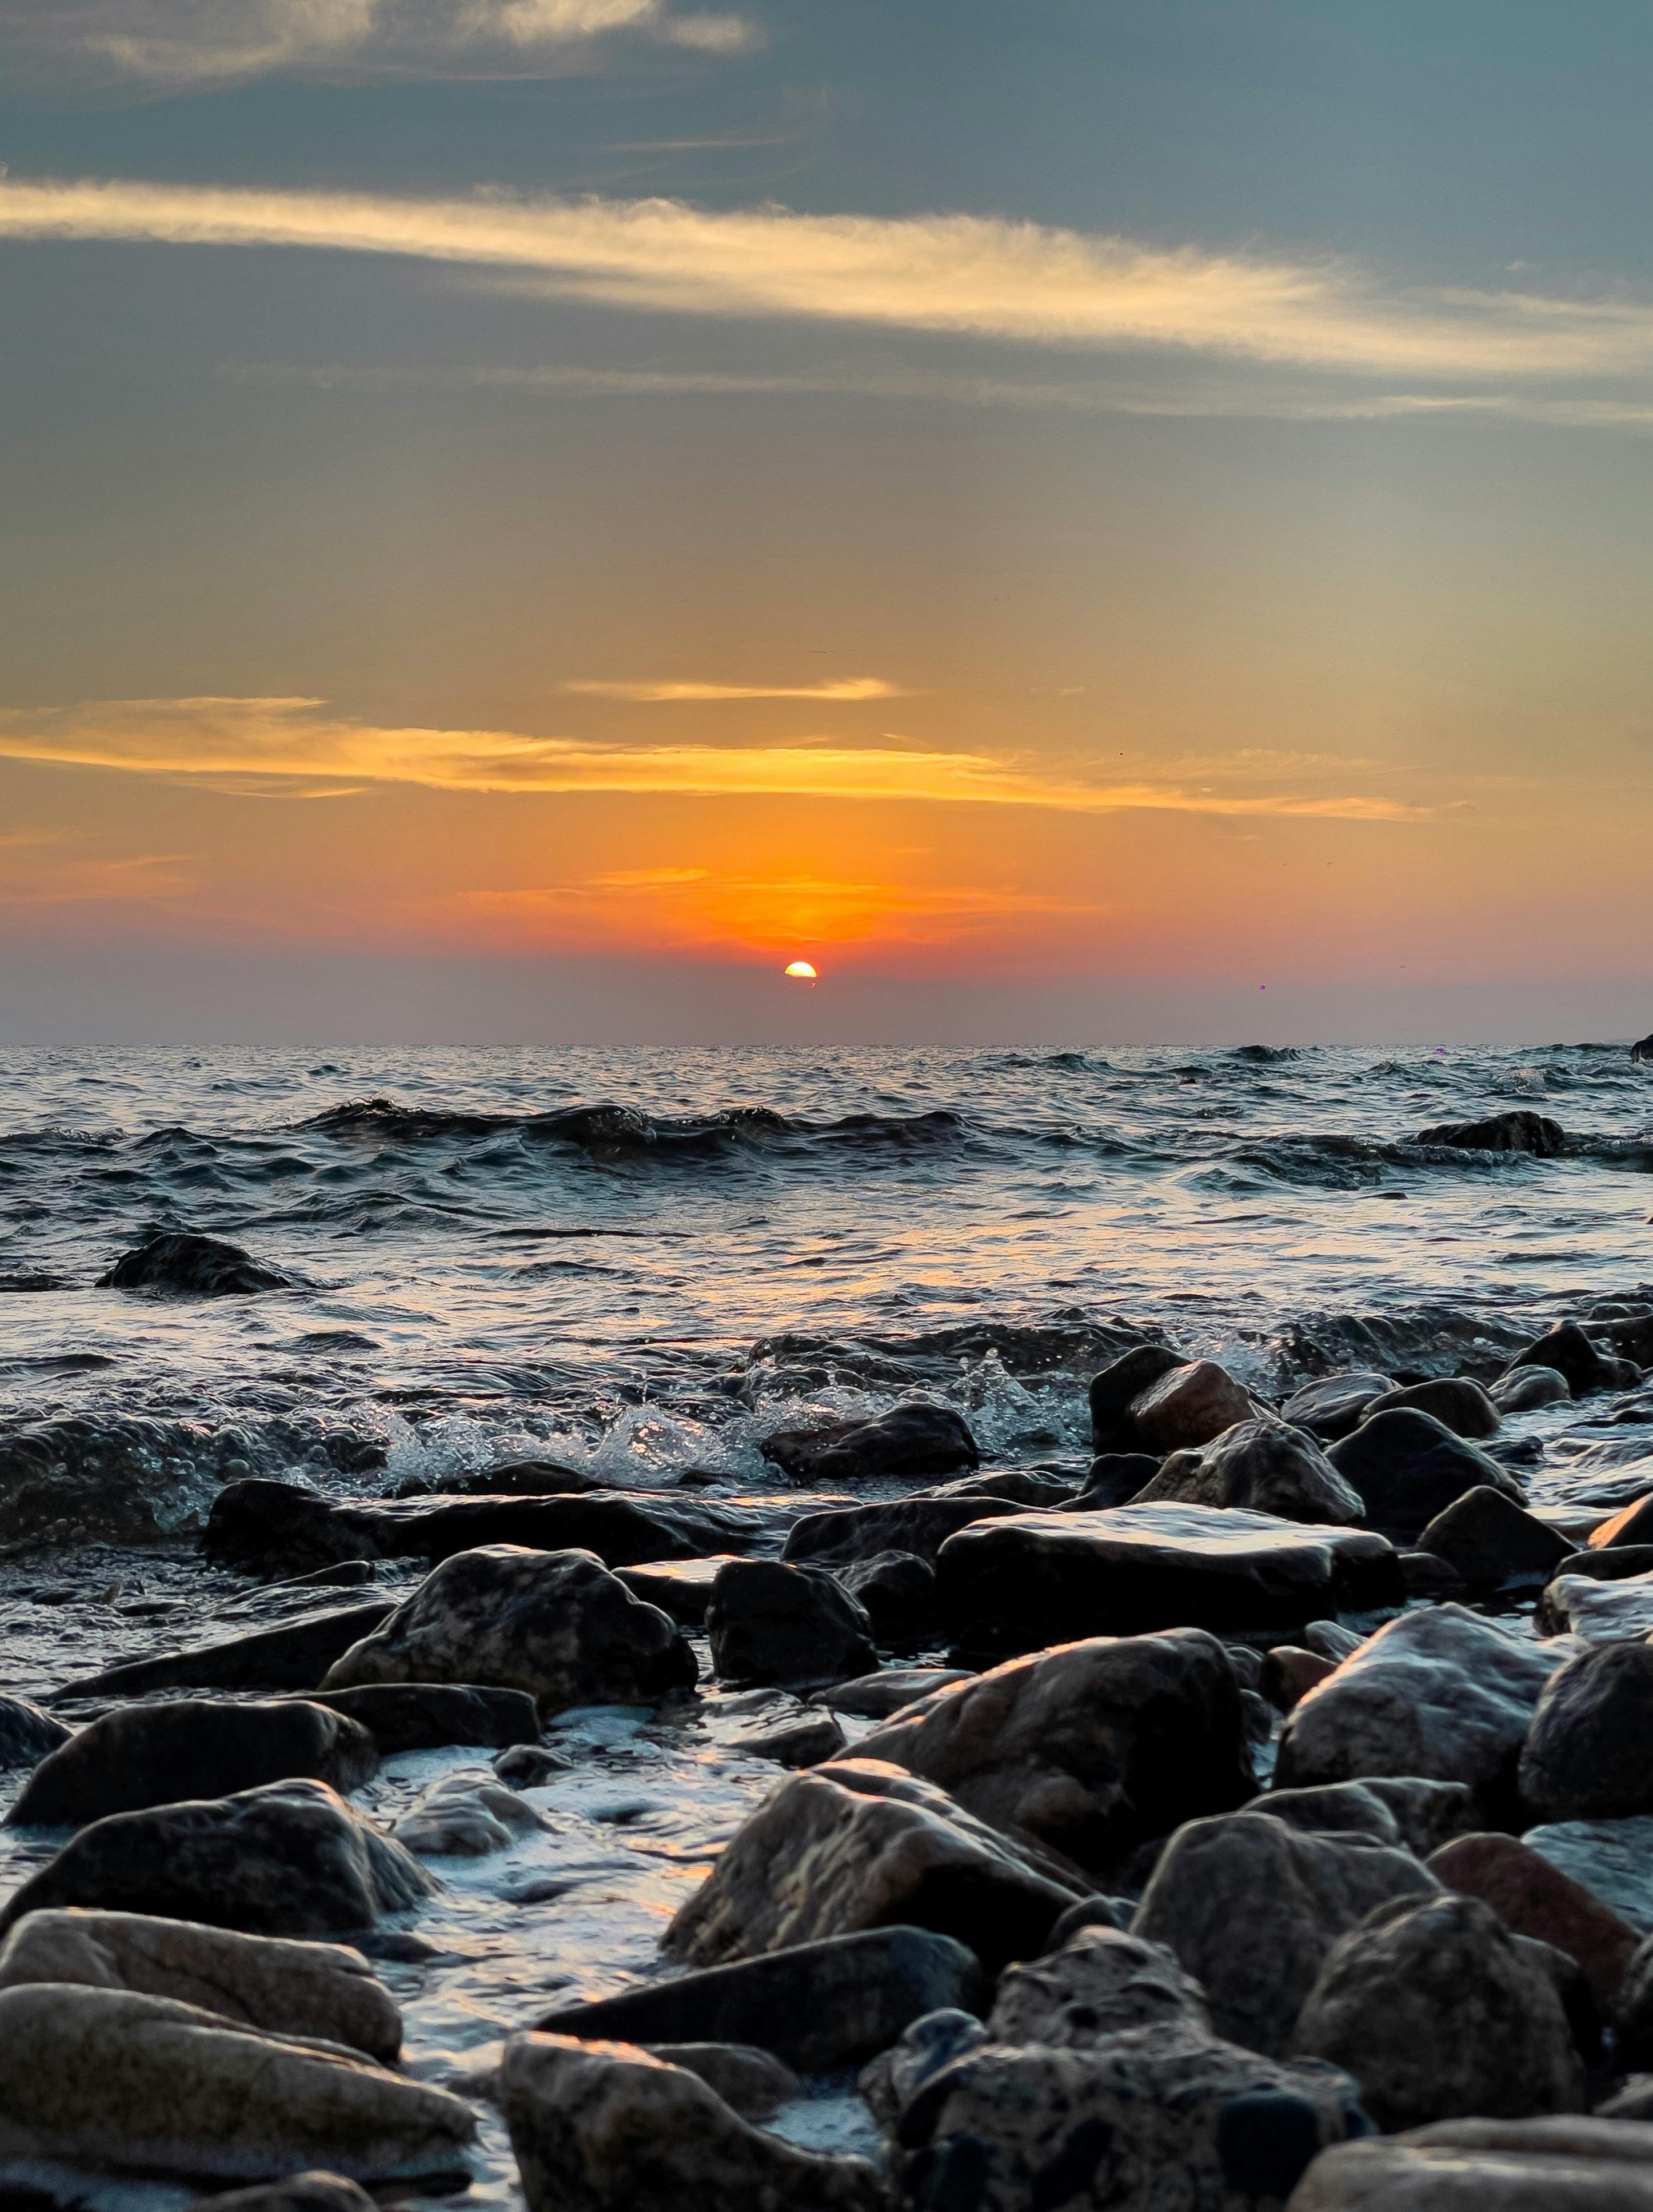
[10,175,1653,380]
[564,677,906,701]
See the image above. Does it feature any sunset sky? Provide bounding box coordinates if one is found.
[4,1,1653,1043]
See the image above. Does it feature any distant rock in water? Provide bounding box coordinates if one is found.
[97,1233,294,1297]
[1414,1109,1566,1156]
[1632,1032,1653,1063]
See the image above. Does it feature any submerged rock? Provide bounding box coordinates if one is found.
[1415,1109,1566,1155]
[1132,1418,1363,1526]
[760,1403,978,1484]
[55,1600,398,1701]
[1327,1408,1525,1542]
[705,1559,876,1687]
[97,1232,296,1297]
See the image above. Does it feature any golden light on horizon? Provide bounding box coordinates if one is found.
[784,959,819,981]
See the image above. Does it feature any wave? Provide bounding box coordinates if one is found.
[297,1096,968,1157]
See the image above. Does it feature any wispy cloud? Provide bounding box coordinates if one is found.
[0,829,190,908]
[0,694,1438,821]
[9,175,1653,383]
[564,677,907,702]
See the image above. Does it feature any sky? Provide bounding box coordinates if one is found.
[2,0,1652,1044]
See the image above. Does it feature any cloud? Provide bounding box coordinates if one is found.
[564,677,907,702]
[10,175,1653,385]
[0,694,1438,821]
[0,829,191,907]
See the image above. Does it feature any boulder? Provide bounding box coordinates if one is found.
[1281,1374,1392,1443]
[1427,1834,1640,2010]
[11,1699,380,1828]
[1293,1891,1584,2130]
[1263,1648,1339,1711]
[1132,1810,1438,2057]
[1523,1818,1653,1935]
[781,1495,1021,1568]
[301,1682,540,1753]
[203,2178,378,2212]
[1537,1570,1653,1642]
[321,1546,696,1714]
[1288,2119,1653,2209]
[97,1232,294,1297]
[1088,1344,1187,1452]
[988,1924,1211,2045]
[1066,1451,1163,1508]
[1493,1365,1572,1412]
[391,1766,547,1855]
[637,2043,797,2120]
[494,1744,573,1787]
[920,1469,1078,1508]
[1522,1643,1653,1823]
[1131,1418,1364,1525]
[538,1924,986,2072]
[1245,1783,1404,1847]
[500,2034,881,2212]
[937,1503,1402,1661]
[1416,1487,1573,1590]
[53,1600,398,1702]
[1505,1320,1637,1396]
[0,1908,401,2061]
[814,1668,974,1719]
[1608,1936,1653,2073]
[758,1403,977,1484]
[855,1627,1256,1876]
[1360,1377,1502,1439]
[0,1694,71,1768]
[614,1558,730,1627]
[1327,1409,1525,1542]
[1275,1604,1571,1816]
[1415,1109,1566,1155]
[0,1779,433,1939]
[1591,1492,1653,1550]
[0,1982,472,2182]
[835,1551,936,1644]
[705,1560,876,1687]
[1128,1360,1256,1453]
[733,1708,846,1767]
[664,1759,1087,1975]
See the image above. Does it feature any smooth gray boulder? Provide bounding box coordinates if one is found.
[1131,1418,1364,1526]
[1280,1373,1391,1442]
[1538,1571,1653,1643]
[1416,1488,1572,1590]
[1288,2120,1653,2209]
[780,1495,1021,1568]
[759,1403,977,1484]
[1328,1408,1524,1542]
[704,1559,876,1687]
[301,1683,540,1752]
[1360,1377,1502,1439]
[1493,1364,1572,1412]
[0,1695,71,1770]
[1521,1643,1653,1823]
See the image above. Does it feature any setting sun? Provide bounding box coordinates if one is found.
[784,960,818,981]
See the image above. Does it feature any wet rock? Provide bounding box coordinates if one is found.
[814,1668,975,1719]
[705,1559,876,1688]
[1066,1451,1162,1508]
[734,1709,847,1767]
[1398,1548,1467,1600]
[1303,1620,1364,1661]
[1427,1834,1639,2010]
[0,1695,71,1768]
[1522,1643,1653,1823]
[0,1778,434,1939]
[0,1907,402,2061]
[539,1924,987,2072]
[781,1494,1022,1569]
[1537,1569,1653,1642]
[988,1923,1210,2045]
[1524,1818,1653,1934]
[1608,1937,1653,2073]
[500,2034,881,2212]
[857,1627,1256,1877]
[392,1766,546,1855]
[638,2043,797,2120]
[1263,1648,1339,1711]
[857,2007,989,2134]
[0,1416,266,1552]
[204,2177,379,2212]
[1415,1109,1566,1155]
[759,1403,978,1484]
[321,1545,696,1714]
[1494,1364,1573,1412]
[1132,1418,1364,1525]
[1129,1360,1256,1453]
[1088,1343,1187,1452]
[1590,1492,1653,1550]
[302,1682,540,1753]
[493,1744,573,1787]
[0,1982,472,2182]
[54,1600,398,1701]
[1327,1408,1525,1542]
[920,1468,1079,1508]
[461,1459,604,1495]
[836,1550,937,1644]
[937,1503,1402,1661]
[614,1557,731,1626]
[1351,1776,1477,1856]
[11,1699,380,1828]
[665,1758,1087,1974]
[1293,1891,1584,2130]
[1416,1486,1573,1589]
[97,1232,295,1297]
[1361,1376,1502,1439]
[1133,1810,1438,2057]
[1507,1320,1634,1396]
[1281,1373,1392,1442]
[1288,2119,1653,2208]
[1245,1783,1403,1846]
[1276,1605,1571,1815]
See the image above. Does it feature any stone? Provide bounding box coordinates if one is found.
[392,1766,547,1854]
[705,1559,877,1688]
[780,1495,1021,1568]
[1601,2080,1653,2121]
[664,1758,1087,1975]
[1275,1604,1572,1817]
[856,2007,989,2134]
[321,1545,696,1714]
[1591,1493,1653,1550]
[1132,1810,1438,2057]
[614,1558,734,1627]
[301,1682,540,1752]
[1415,1109,1566,1155]
[0,1908,402,2061]
[1416,1487,1573,1588]
[0,1982,472,2182]
[1245,1783,1403,1846]
[1293,1891,1584,2130]
[1360,1377,1501,1438]
[1288,2120,1653,2209]
[758,1403,978,1484]
[1352,1776,1477,1856]
[1088,1343,1188,1451]
[1398,1550,1467,1599]
[638,2043,797,2120]
[1508,1320,1635,1396]
[836,1550,937,1644]
[1524,1819,1653,1934]
[205,2178,380,2212]
[97,1232,295,1297]
[937,1503,1402,1661]
[0,1778,434,1939]
[1067,1451,1163,1508]
[1522,1643,1653,1823]
[11,1699,380,1828]
[494,1744,573,1786]
[464,1459,604,1495]
[1427,1834,1640,2009]
[0,1694,71,1768]
[988,1924,1211,2045]
[1264,1648,1340,1711]
[1494,1364,1573,1412]
[813,1668,974,1718]
[1132,1418,1364,1525]
[1327,1409,1526,1542]
[538,1924,987,2072]
[1538,1571,1653,1642]
[500,2034,881,2212]
[734,1710,847,1767]
[1608,1937,1653,2073]
[857,1627,1256,1877]
[53,1600,398,1701]
[920,1468,1079,1508]
[1282,1374,1393,1442]
[1129,1360,1256,1453]
[1303,1621,1364,1661]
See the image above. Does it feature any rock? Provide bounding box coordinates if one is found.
[1524,1818,1653,1934]
[0,1694,71,1768]
[1293,1891,1584,2130]
[836,1550,936,1643]
[1427,1834,1640,2010]
[1303,1620,1364,1661]
[302,1682,540,1752]
[1132,1810,1438,2057]
[1246,1783,1403,1846]
[96,1232,295,1297]
[494,1744,573,1787]
[759,1403,977,1484]
[1129,1360,1256,1453]
[1416,1487,1574,1589]
[0,1983,472,2182]
[856,2007,989,2133]
[1281,1374,1392,1442]
[1506,1321,1632,1396]
[204,2177,380,2212]
[0,1907,402,2061]
[1276,1604,1571,1816]
[1399,1549,1468,1599]
[391,1766,546,1854]
[538,1924,987,2072]
[1608,1937,1653,2073]
[1088,1343,1187,1451]
[1415,1109,1566,1155]
[1067,1451,1163,1508]
[464,1459,604,1495]
[1132,1418,1364,1525]
[1288,2119,1653,2209]
[856,1627,1256,1877]
[1590,1493,1653,1550]
[1537,1570,1653,1642]
[734,1710,847,1767]
[321,1546,696,1714]
[1361,1377,1502,1439]
[664,1758,1087,1974]
[1494,1364,1573,1412]
[0,1779,434,1939]
[0,1415,284,1551]
[500,2034,881,2212]
[1327,1408,1526,1542]
[614,1558,732,1627]
[937,1503,1402,1661]
[53,1600,398,1701]
[1263,1648,1340,1711]
[705,1559,876,1688]
[1599,2079,1653,2120]
[988,1924,1211,2045]
[638,2043,797,2120]
[780,1495,1021,1568]
[11,1699,380,1828]
[1353,1776,1478,1855]
[1522,1643,1653,1823]
[814,1668,974,1719]
[920,1468,1079,1508]
[1041,1893,1132,1946]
